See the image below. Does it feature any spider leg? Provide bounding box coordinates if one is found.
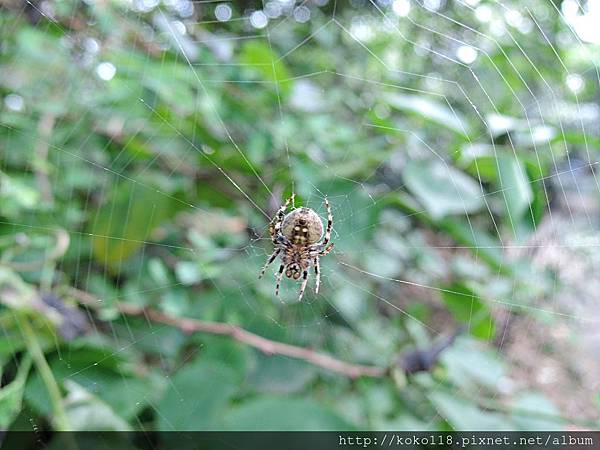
[298,269,309,301]
[275,264,285,296]
[269,194,295,240]
[319,242,334,256]
[321,197,333,246]
[313,257,321,294]
[259,248,280,279]
[274,234,293,248]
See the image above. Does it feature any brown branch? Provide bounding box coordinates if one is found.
[68,288,387,379]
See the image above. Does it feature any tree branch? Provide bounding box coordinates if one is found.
[68,288,388,379]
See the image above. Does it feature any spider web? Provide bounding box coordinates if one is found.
[1,0,600,433]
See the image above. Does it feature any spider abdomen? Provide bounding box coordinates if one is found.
[281,207,323,245]
[284,260,307,280]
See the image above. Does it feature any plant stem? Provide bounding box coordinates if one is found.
[18,315,70,431]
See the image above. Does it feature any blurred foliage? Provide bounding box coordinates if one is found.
[0,0,599,433]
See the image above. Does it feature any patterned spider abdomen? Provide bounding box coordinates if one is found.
[281,207,323,245]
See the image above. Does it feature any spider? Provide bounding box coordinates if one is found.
[259,195,334,301]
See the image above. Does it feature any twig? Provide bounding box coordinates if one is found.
[68,288,387,379]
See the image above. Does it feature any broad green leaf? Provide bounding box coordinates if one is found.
[510,392,564,431]
[386,93,470,138]
[110,50,198,115]
[143,75,195,114]
[139,65,202,116]
[496,155,533,223]
[224,396,355,430]
[0,268,65,339]
[0,356,31,429]
[175,261,203,285]
[89,182,181,270]
[25,344,155,420]
[0,314,26,357]
[438,218,507,272]
[0,267,39,311]
[156,360,238,430]
[458,144,500,182]
[246,354,317,395]
[332,284,368,323]
[429,391,512,430]
[148,258,171,285]
[486,114,558,148]
[15,28,65,66]
[63,381,132,431]
[440,282,495,340]
[403,159,485,219]
[240,42,292,95]
[486,113,520,137]
[514,125,557,147]
[558,131,600,151]
[441,337,506,391]
[0,173,40,218]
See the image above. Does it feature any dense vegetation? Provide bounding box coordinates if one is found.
[0,0,599,433]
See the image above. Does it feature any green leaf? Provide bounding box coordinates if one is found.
[16,27,65,65]
[458,144,501,182]
[192,336,248,380]
[332,284,368,323]
[175,261,203,285]
[0,316,26,357]
[141,67,196,115]
[156,360,238,430]
[438,218,507,272]
[24,343,155,420]
[558,131,600,151]
[441,337,506,392]
[0,356,31,429]
[429,391,511,430]
[224,396,355,430]
[496,155,533,223]
[440,282,495,340]
[514,125,557,147]
[0,267,39,311]
[89,182,181,270]
[0,173,41,217]
[386,93,470,138]
[510,392,564,431]
[240,42,292,96]
[246,354,317,395]
[486,113,520,137]
[403,159,485,219]
[63,380,132,431]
